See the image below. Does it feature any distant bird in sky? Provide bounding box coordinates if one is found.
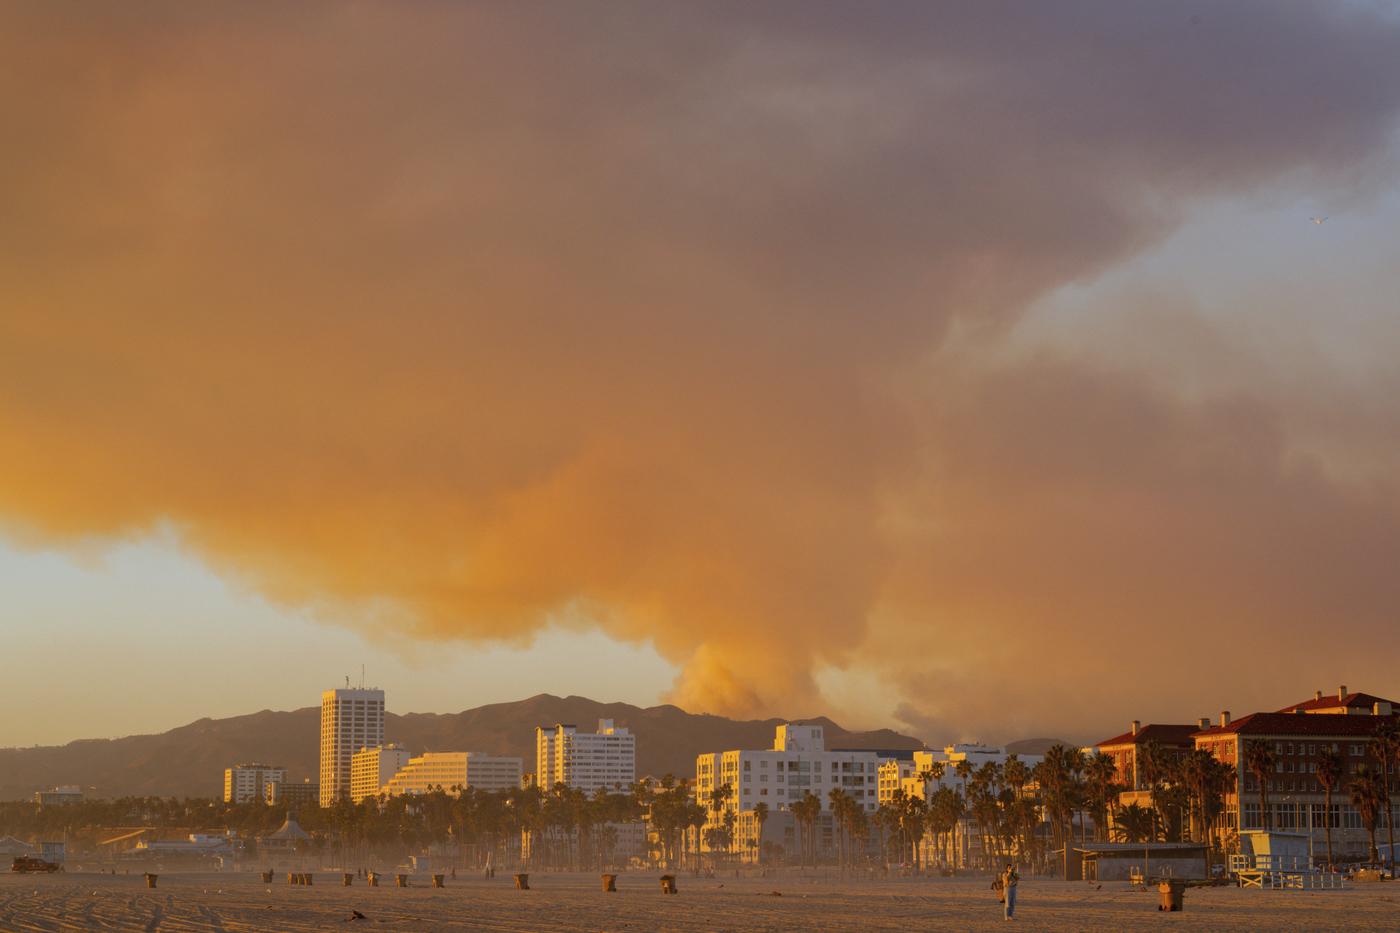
[1310,216,1328,225]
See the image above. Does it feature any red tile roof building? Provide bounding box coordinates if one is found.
[1193,693,1400,860]
[1095,722,1200,792]
[1276,685,1395,717]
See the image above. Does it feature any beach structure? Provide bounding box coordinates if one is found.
[319,686,385,806]
[1067,841,1211,881]
[224,763,286,804]
[535,720,635,793]
[259,813,310,854]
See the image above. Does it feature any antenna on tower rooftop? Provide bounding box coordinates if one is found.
[345,674,350,688]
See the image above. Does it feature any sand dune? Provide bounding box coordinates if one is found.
[0,869,1389,931]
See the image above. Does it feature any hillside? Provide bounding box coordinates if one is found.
[0,694,922,799]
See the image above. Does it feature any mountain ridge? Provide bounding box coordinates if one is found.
[0,694,925,800]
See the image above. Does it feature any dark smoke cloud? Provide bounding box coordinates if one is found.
[1,1,1399,734]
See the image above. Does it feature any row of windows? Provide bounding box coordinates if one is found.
[1235,802,1400,830]
[736,760,871,773]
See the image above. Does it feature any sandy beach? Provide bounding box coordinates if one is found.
[2,870,1393,932]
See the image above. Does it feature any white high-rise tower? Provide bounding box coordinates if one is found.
[319,685,385,807]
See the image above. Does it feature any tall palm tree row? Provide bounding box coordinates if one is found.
[1351,765,1387,865]
[1316,746,1344,869]
[1244,740,1278,832]
[1371,721,1400,873]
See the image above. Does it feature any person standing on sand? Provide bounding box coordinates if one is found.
[1001,863,1019,920]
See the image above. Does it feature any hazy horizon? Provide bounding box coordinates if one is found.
[5,2,1400,748]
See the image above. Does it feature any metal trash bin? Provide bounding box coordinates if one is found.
[1158,879,1185,912]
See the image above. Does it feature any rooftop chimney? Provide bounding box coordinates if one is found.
[1340,685,1348,700]
[1131,720,1141,736]
[1197,717,1209,730]
[1315,690,1323,702]
[1220,711,1231,727]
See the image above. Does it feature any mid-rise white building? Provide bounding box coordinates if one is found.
[695,723,881,859]
[350,744,411,803]
[319,687,385,807]
[223,763,286,804]
[535,720,636,793]
[383,751,524,796]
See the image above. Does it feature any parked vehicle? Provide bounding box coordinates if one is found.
[11,856,61,873]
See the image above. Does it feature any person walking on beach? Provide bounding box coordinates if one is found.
[1001,862,1019,920]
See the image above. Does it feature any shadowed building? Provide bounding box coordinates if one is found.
[1194,688,1400,859]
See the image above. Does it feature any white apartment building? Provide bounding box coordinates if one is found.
[350,744,411,804]
[535,720,636,793]
[695,724,881,859]
[319,687,385,807]
[878,743,1047,803]
[382,751,524,796]
[223,763,286,804]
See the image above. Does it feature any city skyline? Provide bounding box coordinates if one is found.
[5,3,1400,750]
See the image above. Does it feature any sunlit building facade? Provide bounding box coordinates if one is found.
[319,687,385,807]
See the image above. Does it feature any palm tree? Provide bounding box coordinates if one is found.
[1316,746,1344,869]
[928,786,963,869]
[706,782,733,867]
[1085,751,1119,842]
[953,759,974,867]
[829,788,863,872]
[1352,766,1387,865]
[1111,803,1154,844]
[792,792,821,868]
[900,792,927,870]
[1036,744,1083,855]
[1245,740,1277,831]
[1372,721,1400,873]
[753,801,770,865]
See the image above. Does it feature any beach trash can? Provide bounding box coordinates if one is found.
[343,872,354,886]
[514,873,530,890]
[367,871,379,887]
[288,872,298,885]
[261,870,273,883]
[144,873,158,889]
[602,873,617,892]
[1158,879,1185,912]
[304,873,313,886]
[396,873,409,887]
[660,874,678,894]
[432,873,445,888]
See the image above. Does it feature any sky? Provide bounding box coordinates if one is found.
[3,1,1400,749]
